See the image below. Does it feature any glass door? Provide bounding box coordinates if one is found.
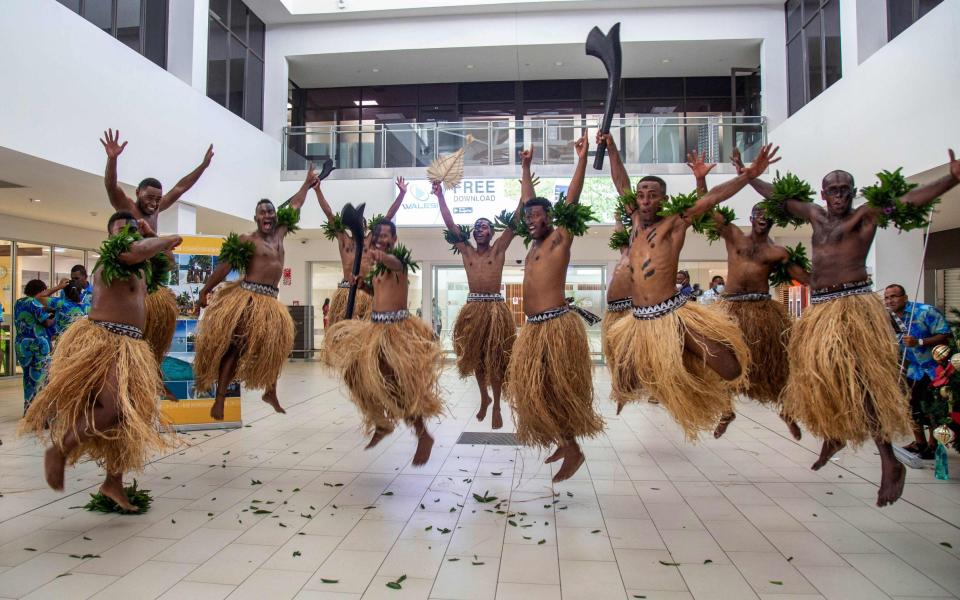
[0,240,12,377]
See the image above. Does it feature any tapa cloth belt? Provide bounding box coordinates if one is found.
[527,303,602,326]
[371,309,410,324]
[241,280,280,298]
[337,280,351,289]
[467,292,504,303]
[632,291,688,320]
[92,319,144,340]
[722,292,772,302]
[810,279,873,304]
[607,297,633,312]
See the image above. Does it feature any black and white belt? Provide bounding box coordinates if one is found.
[467,292,504,303]
[607,297,633,312]
[92,319,144,340]
[810,279,873,304]
[337,280,351,289]
[631,291,688,320]
[241,280,280,298]
[371,309,410,324]
[527,303,602,326]
[723,292,771,302]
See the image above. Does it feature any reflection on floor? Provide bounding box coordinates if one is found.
[0,363,959,599]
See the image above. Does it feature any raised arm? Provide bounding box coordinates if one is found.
[599,132,631,195]
[159,144,214,211]
[384,177,408,221]
[313,180,335,221]
[685,144,779,221]
[284,163,318,212]
[370,248,403,273]
[100,129,136,213]
[565,133,590,205]
[520,146,537,202]
[36,279,70,306]
[731,148,775,199]
[786,261,810,286]
[898,149,960,207]
[119,231,182,265]
[687,151,715,197]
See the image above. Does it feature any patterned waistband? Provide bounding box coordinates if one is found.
[722,292,772,302]
[526,305,569,324]
[607,297,633,312]
[467,292,504,303]
[241,281,280,298]
[337,280,351,289]
[810,279,873,304]
[371,309,410,324]
[632,291,688,320]
[92,319,144,339]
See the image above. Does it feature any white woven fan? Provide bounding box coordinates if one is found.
[427,134,474,190]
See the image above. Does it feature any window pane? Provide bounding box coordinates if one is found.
[919,0,943,17]
[523,80,580,101]
[230,0,247,42]
[802,0,819,23]
[228,36,246,116]
[805,12,823,101]
[116,0,142,52]
[684,76,729,97]
[822,0,842,88]
[143,0,168,68]
[0,240,12,377]
[363,85,417,106]
[887,0,913,40]
[248,12,265,56]
[209,0,228,22]
[83,0,113,33]
[624,77,684,98]
[244,53,264,128]
[787,34,805,114]
[418,84,457,104]
[305,87,362,108]
[786,0,802,39]
[206,18,228,107]
[459,82,514,102]
[57,0,81,14]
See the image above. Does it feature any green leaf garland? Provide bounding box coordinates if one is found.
[861,167,939,232]
[219,232,255,274]
[657,191,700,218]
[148,252,173,293]
[276,205,301,235]
[692,206,736,244]
[365,244,420,287]
[83,480,152,514]
[322,212,347,240]
[443,225,472,254]
[760,172,814,229]
[608,228,631,251]
[93,225,152,287]
[768,243,811,288]
[551,196,595,237]
[494,208,531,246]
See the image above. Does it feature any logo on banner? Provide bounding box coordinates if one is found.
[397,179,516,226]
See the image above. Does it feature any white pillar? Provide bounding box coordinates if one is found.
[167,0,210,93]
[158,203,197,236]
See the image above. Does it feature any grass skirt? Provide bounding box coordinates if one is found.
[325,316,444,434]
[602,308,632,403]
[19,319,173,474]
[608,301,748,440]
[453,301,516,384]
[505,311,603,448]
[193,282,295,391]
[328,287,372,326]
[144,288,178,365]
[720,299,791,405]
[781,293,911,445]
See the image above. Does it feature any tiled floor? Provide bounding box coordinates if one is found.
[1,362,959,600]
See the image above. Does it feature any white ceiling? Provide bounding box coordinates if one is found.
[288,39,761,88]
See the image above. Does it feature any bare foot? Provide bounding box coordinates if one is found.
[44,446,66,491]
[365,426,394,449]
[877,460,906,507]
[209,398,225,421]
[552,447,585,483]
[812,439,845,470]
[491,407,503,430]
[261,389,286,415]
[783,417,802,441]
[476,397,491,422]
[713,412,736,439]
[412,432,435,466]
[100,477,138,513]
[544,446,564,464]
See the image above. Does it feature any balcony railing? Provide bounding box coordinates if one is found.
[282,115,766,172]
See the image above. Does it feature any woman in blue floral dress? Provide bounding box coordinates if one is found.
[14,279,62,410]
[47,281,92,340]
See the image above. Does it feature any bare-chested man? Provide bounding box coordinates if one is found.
[749,149,960,507]
[101,129,214,397]
[707,197,809,440]
[504,133,604,482]
[315,177,408,325]
[24,212,182,511]
[194,168,318,420]
[434,150,529,429]
[325,221,443,465]
[606,144,778,437]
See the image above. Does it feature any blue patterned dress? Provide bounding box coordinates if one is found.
[14,297,53,408]
[48,296,91,338]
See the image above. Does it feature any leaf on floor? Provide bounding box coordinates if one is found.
[658,561,680,566]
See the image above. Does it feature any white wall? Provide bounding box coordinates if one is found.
[0,215,104,251]
[768,0,960,301]
[0,0,281,222]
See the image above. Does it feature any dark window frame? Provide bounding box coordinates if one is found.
[887,0,943,41]
[57,0,168,68]
[785,0,842,115]
[207,0,265,129]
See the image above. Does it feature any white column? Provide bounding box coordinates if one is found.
[158,203,197,236]
[166,0,210,93]
[760,36,789,130]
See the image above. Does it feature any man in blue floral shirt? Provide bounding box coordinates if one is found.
[884,284,953,458]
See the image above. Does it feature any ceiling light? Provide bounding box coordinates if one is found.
[661,58,671,63]
[54,248,65,254]
[29,197,40,203]
[554,61,564,67]
[466,64,474,69]
[353,100,379,106]
[287,102,293,110]
[371,68,380,73]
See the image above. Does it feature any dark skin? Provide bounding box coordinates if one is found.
[884,286,953,450]
[610,142,780,382]
[521,134,591,483]
[435,150,527,430]
[734,147,960,507]
[313,176,408,281]
[44,218,181,512]
[70,270,88,290]
[198,167,319,420]
[359,225,435,466]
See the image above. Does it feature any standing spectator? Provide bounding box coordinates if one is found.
[884,283,953,458]
[47,280,91,339]
[699,275,726,305]
[322,297,330,329]
[69,264,93,303]
[676,270,694,297]
[14,279,61,411]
